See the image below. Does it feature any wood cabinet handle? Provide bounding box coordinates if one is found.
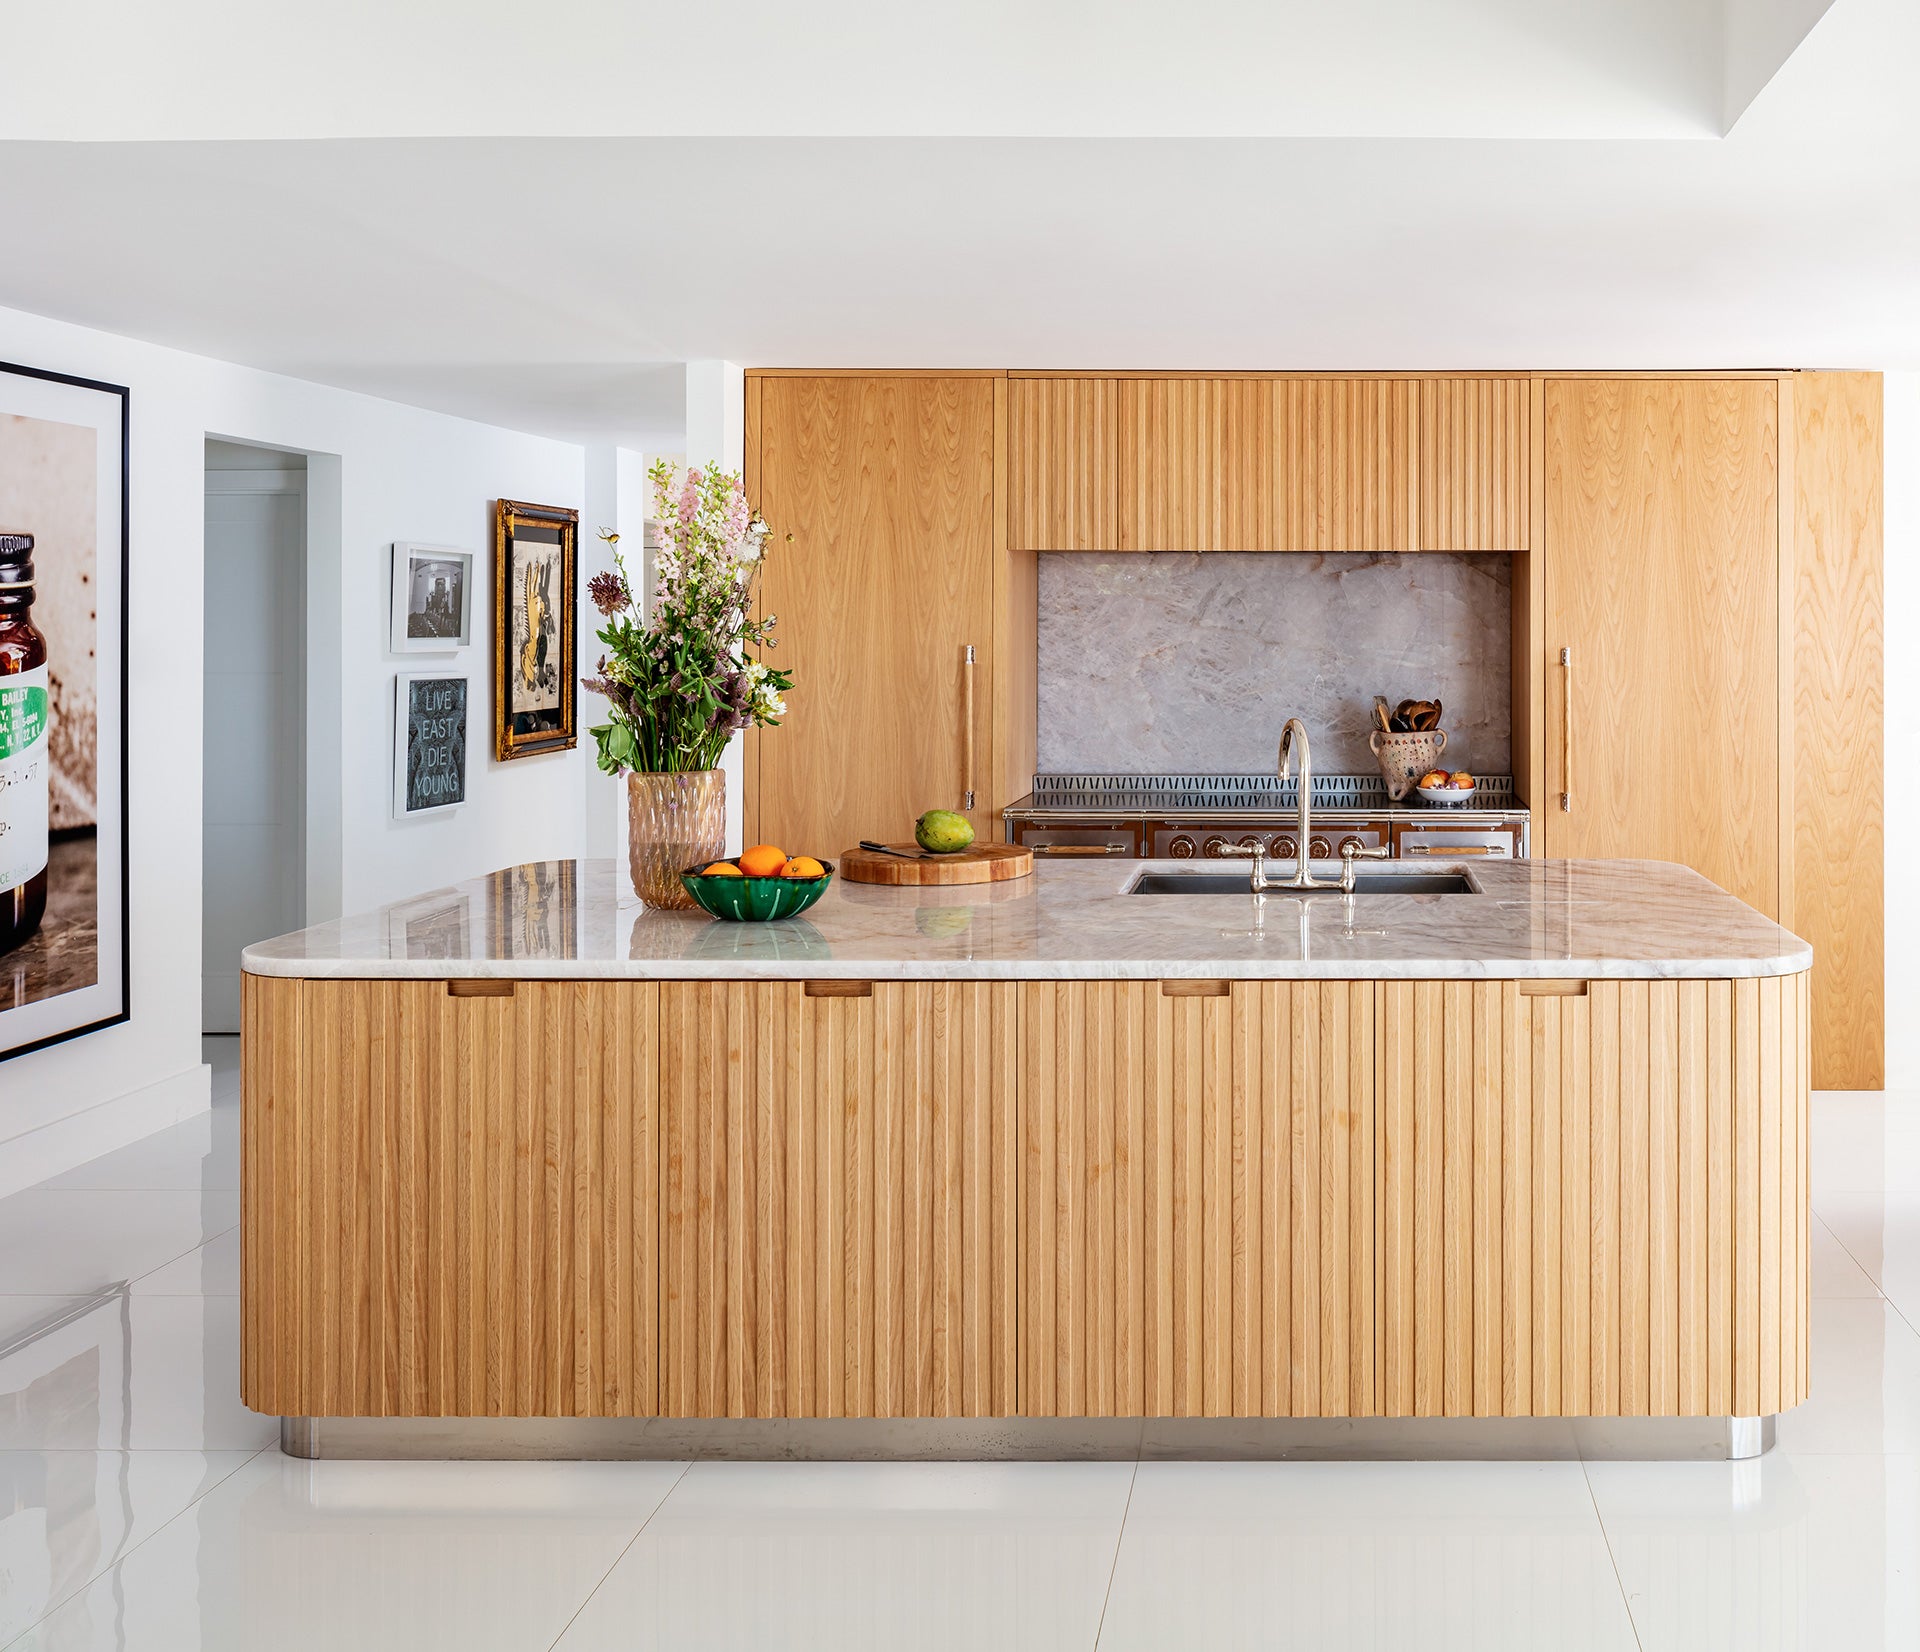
[447,979,515,998]
[962,644,976,813]
[804,979,873,998]
[1162,979,1229,998]
[1560,645,1573,814]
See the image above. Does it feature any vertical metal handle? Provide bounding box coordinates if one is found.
[1559,646,1573,813]
[962,644,976,812]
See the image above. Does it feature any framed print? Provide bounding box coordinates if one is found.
[0,360,129,1062]
[393,672,468,820]
[492,499,576,760]
[391,542,472,651]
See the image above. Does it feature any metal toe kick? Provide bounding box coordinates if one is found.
[279,1414,1778,1463]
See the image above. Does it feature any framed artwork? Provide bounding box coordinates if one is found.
[393,673,468,820]
[0,360,129,1062]
[492,499,576,760]
[390,542,472,651]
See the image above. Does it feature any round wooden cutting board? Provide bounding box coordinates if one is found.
[840,841,1035,886]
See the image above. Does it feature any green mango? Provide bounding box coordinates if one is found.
[914,809,975,854]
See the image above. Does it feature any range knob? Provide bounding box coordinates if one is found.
[1309,836,1333,859]
[1338,836,1369,857]
[1202,836,1230,858]
[1168,835,1197,859]
[1274,837,1297,859]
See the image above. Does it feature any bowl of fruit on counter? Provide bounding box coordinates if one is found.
[682,844,834,921]
[1416,770,1476,806]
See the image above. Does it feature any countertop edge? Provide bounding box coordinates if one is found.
[239,951,1816,983]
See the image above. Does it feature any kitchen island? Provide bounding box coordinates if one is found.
[240,857,1810,1457]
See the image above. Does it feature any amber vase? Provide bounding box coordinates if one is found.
[626,769,726,908]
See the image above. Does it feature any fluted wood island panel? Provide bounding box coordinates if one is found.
[242,966,1809,1421]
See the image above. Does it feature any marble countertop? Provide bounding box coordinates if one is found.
[241,857,1811,982]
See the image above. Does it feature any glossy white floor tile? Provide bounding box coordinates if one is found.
[0,1299,95,1353]
[1096,1461,1639,1650]
[36,1110,238,1195]
[1774,1297,1920,1455]
[551,1461,1134,1652]
[0,1449,257,1645]
[1586,1452,1920,1652]
[0,1192,238,1295]
[0,1293,274,1452]
[10,1455,686,1652]
[130,1227,239,1296]
[1811,1213,1884,1298]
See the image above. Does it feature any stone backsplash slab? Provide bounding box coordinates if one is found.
[1036,551,1512,775]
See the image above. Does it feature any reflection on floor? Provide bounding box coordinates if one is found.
[2,1044,1918,1648]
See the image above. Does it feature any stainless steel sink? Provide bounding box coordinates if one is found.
[1126,872,1475,896]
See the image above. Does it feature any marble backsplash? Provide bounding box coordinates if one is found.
[1036,552,1512,776]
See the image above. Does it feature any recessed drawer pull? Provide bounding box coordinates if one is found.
[1162,979,1230,998]
[447,979,515,998]
[805,980,873,998]
[1519,980,1589,997]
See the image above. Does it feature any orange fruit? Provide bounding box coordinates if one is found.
[737,844,788,878]
[701,861,743,878]
[780,855,826,880]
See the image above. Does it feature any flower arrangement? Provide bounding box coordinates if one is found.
[582,460,792,775]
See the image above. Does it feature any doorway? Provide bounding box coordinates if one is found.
[202,439,307,1033]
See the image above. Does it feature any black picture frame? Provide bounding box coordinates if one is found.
[0,358,131,1063]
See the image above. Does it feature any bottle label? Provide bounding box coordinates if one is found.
[0,665,50,894]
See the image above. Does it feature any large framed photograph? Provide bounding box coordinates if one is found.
[0,360,129,1062]
[390,542,472,651]
[393,672,468,820]
[492,499,576,760]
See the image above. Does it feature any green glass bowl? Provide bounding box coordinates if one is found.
[680,862,835,922]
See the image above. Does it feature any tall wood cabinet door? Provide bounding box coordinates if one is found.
[755,376,997,851]
[659,980,1018,1419]
[242,976,659,1420]
[1541,379,1780,916]
[1378,977,1808,1420]
[1021,980,1375,1418]
[1419,378,1532,550]
[1008,377,1122,551]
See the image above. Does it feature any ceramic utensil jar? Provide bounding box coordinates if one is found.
[1370,727,1448,801]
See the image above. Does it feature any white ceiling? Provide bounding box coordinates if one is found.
[0,1,1835,140]
[0,0,1908,448]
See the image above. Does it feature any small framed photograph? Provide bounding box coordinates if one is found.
[394,672,468,820]
[493,499,577,760]
[391,542,473,651]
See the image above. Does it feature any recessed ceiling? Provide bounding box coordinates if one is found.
[0,0,1903,447]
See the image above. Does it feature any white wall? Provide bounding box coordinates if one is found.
[1884,372,1917,1090]
[0,301,588,1195]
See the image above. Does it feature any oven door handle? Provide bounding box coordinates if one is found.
[1405,843,1504,857]
[1031,843,1130,857]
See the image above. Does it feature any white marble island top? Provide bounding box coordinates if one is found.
[241,857,1810,982]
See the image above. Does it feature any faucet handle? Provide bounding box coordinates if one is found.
[1339,839,1391,894]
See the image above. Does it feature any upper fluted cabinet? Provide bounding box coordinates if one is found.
[1008,374,1531,555]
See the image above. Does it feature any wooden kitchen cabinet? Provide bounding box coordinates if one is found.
[1020,980,1376,1418]
[1378,977,1808,1420]
[658,980,1018,1419]
[1540,378,1782,918]
[241,976,659,1420]
[1419,377,1532,551]
[748,375,999,851]
[1008,376,1122,552]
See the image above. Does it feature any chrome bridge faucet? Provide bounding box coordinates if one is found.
[1275,717,1333,890]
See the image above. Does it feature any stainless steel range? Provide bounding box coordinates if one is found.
[1003,773,1531,862]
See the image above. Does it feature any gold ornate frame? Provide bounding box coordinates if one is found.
[492,498,578,761]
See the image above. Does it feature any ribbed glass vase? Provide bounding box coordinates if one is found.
[626,769,726,908]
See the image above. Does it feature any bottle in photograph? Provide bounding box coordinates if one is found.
[0,533,50,954]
